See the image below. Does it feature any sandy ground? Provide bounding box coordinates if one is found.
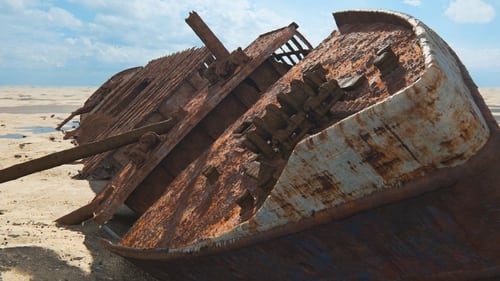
[0,87,157,281]
[0,86,498,281]
[479,88,500,124]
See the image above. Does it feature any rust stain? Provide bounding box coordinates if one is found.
[315,174,338,191]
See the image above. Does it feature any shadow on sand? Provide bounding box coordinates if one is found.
[0,246,88,281]
[0,221,156,281]
[0,179,157,281]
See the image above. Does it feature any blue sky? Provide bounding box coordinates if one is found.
[0,0,498,87]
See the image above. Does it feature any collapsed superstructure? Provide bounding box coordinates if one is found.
[55,12,313,223]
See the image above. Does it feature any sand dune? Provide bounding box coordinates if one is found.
[0,86,498,280]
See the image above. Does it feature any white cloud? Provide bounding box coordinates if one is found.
[0,1,87,70]
[0,0,291,84]
[404,0,422,7]
[78,0,289,50]
[47,7,83,29]
[0,0,38,11]
[445,0,496,23]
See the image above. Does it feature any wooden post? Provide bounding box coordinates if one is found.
[0,119,175,184]
[186,11,230,60]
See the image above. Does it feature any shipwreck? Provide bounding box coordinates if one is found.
[0,9,498,281]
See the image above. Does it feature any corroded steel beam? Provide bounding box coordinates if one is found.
[186,11,230,60]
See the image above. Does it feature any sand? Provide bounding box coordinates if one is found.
[0,86,498,280]
[0,87,157,281]
[479,87,500,124]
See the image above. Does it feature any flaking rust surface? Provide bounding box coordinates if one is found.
[121,21,425,249]
[80,48,211,176]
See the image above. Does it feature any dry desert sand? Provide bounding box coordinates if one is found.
[0,87,157,281]
[0,86,498,280]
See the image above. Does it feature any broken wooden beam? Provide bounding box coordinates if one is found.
[186,11,230,60]
[0,118,176,184]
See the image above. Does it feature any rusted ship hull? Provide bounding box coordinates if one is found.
[109,147,499,280]
[101,10,499,280]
